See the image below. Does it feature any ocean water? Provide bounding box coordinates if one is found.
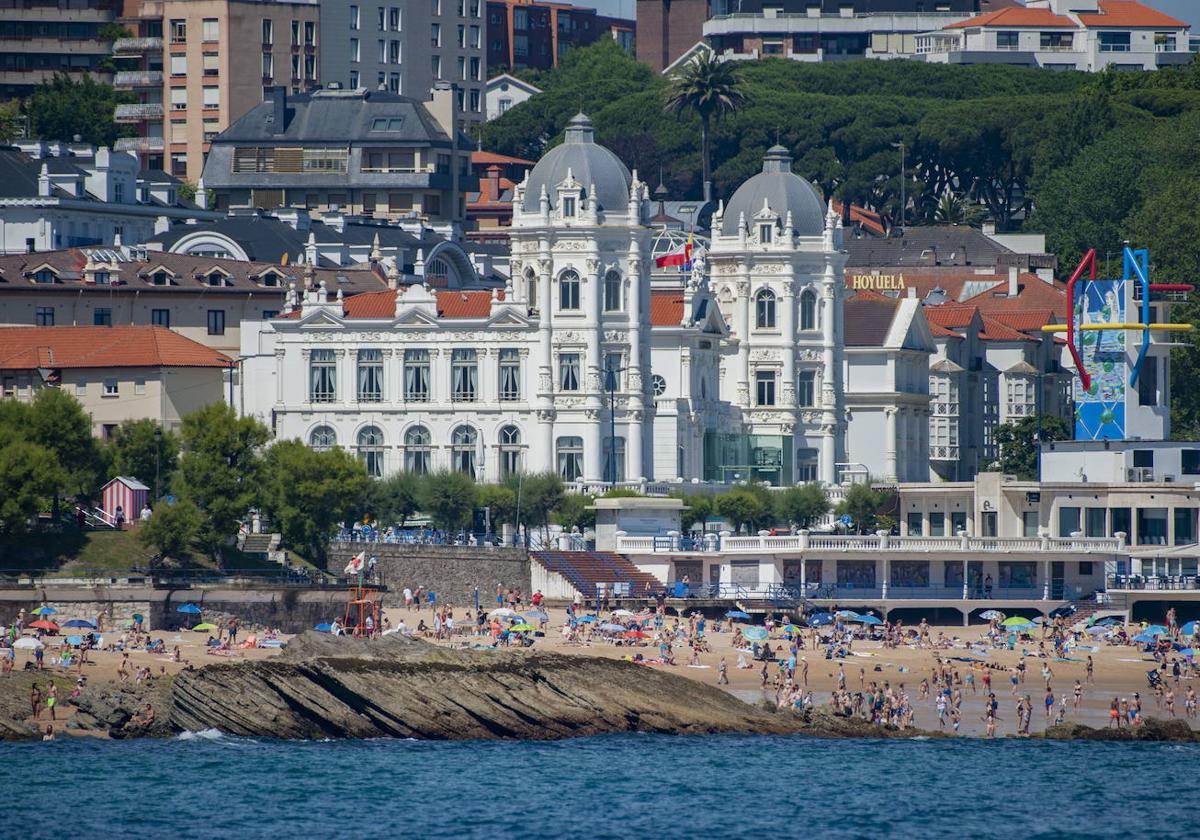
[2,733,1196,839]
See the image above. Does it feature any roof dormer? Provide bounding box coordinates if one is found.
[555,167,584,224]
[26,263,61,284]
[201,266,233,287]
[253,267,287,287]
[753,197,780,246]
[142,265,178,286]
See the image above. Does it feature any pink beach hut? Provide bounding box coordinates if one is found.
[101,477,148,528]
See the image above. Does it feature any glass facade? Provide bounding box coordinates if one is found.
[703,432,792,486]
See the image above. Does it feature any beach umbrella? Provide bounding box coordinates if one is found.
[1143,625,1170,637]
[777,624,804,634]
[742,627,769,641]
[31,606,56,615]
[980,610,1005,621]
[488,608,519,619]
[808,613,834,627]
[855,615,884,625]
[509,623,537,632]
[1086,625,1112,636]
[176,604,202,615]
[611,609,635,617]
[62,619,97,629]
[13,637,42,650]
[836,610,859,620]
[192,622,218,632]
[29,620,58,631]
[314,623,333,632]
[66,635,83,646]
[1132,633,1157,644]
[1001,616,1033,627]
[1180,621,1198,637]
[1180,648,1195,657]
[1094,617,1121,627]
[726,610,752,621]
[575,615,597,623]
[599,623,627,633]
[523,611,549,622]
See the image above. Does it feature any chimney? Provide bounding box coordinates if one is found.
[265,86,287,135]
[426,82,458,141]
[37,163,50,197]
[486,164,501,198]
[1008,265,1019,298]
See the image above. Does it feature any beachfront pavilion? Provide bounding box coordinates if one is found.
[610,531,1125,625]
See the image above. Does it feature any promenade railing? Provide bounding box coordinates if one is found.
[616,531,1125,555]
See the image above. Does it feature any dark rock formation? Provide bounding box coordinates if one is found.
[69,680,174,739]
[1041,717,1198,742]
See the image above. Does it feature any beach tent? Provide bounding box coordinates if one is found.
[101,476,149,526]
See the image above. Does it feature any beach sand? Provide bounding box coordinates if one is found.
[6,604,1194,739]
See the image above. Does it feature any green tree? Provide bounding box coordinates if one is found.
[260,440,369,563]
[676,493,714,531]
[664,51,748,199]
[0,441,64,534]
[176,403,270,563]
[508,471,566,536]
[0,100,23,142]
[418,471,477,531]
[367,472,422,527]
[775,483,830,528]
[107,419,180,501]
[138,497,202,560]
[716,489,766,534]
[835,483,889,534]
[552,492,595,531]
[27,387,103,513]
[26,73,133,147]
[477,483,519,530]
[992,414,1072,480]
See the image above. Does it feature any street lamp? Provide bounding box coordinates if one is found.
[891,141,906,232]
[604,363,629,485]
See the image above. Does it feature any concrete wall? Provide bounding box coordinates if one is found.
[327,542,530,607]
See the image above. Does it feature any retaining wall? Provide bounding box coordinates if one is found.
[327,543,530,608]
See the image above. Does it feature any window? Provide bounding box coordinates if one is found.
[800,290,817,331]
[1099,31,1131,52]
[1040,31,1072,50]
[451,348,477,402]
[206,271,228,287]
[404,426,431,474]
[431,54,441,78]
[559,353,581,392]
[499,348,520,401]
[202,18,219,41]
[202,87,220,109]
[169,19,186,43]
[1137,508,1168,545]
[291,20,300,45]
[457,24,465,47]
[262,53,274,77]
[603,270,621,311]
[468,24,479,47]
[103,378,118,397]
[929,511,945,537]
[35,307,54,326]
[756,370,776,406]
[389,39,400,63]
[349,5,359,29]
[1079,561,1094,577]
[310,425,336,452]
[151,309,170,327]
[378,7,385,29]
[1183,450,1200,475]
[906,512,923,536]
[357,348,383,402]
[951,511,967,535]
[357,426,385,478]
[262,18,274,44]
[32,268,56,283]
[499,426,521,478]
[1138,357,1159,406]
[1023,511,1039,537]
[310,348,337,402]
[1084,507,1106,538]
[1111,507,1131,539]
[557,436,583,482]
[349,70,359,88]
[604,436,626,482]
[796,370,815,407]
[795,448,818,482]
[1058,506,1081,538]
[74,381,85,397]
[755,289,776,329]
[561,195,576,217]
[451,425,477,477]
[388,72,400,93]
[431,23,440,46]
[304,53,316,79]
[304,21,316,46]
[469,56,480,80]
[170,54,187,76]
[559,269,580,310]
[349,38,359,62]
[389,7,401,30]
[94,308,112,327]
[758,222,773,243]
[170,88,187,111]
[1175,508,1197,545]
[996,31,1019,50]
[207,309,225,335]
[403,349,429,401]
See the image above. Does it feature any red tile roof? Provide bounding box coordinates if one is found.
[437,289,503,318]
[650,290,684,327]
[929,322,961,339]
[979,316,1036,343]
[0,326,231,369]
[844,294,901,347]
[924,304,978,329]
[831,199,886,237]
[472,150,534,167]
[282,288,508,320]
[1078,1,1187,28]
[945,6,1074,28]
[989,309,1055,332]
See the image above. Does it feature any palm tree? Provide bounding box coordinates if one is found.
[664,52,748,202]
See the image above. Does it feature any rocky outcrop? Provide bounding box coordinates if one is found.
[69,680,174,739]
[1041,717,1198,742]
[167,633,802,740]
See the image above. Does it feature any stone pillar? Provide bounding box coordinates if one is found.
[962,557,969,600]
[884,407,898,483]
[820,257,839,485]
[585,255,604,482]
[736,263,751,407]
[626,238,645,480]
[1043,557,1051,601]
[881,555,890,600]
[780,280,796,406]
[537,252,554,458]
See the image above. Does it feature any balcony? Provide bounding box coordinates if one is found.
[115,136,165,153]
[929,444,960,461]
[112,37,164,56]
[1005,402,1033,417]
[615,532,1124,555]
[113,70,163,89]
[114,103,165,123]
[930,400,959,416]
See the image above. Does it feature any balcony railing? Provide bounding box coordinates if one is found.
[930,400,958,416]
[1108,574,1200,591]
[113,70,163,88]
[112,37,164,55]
[115,136,165,153]
[1005,402,1033,417]
[930,444,960,460]
[615,532,1125,554]
[114,103,164,122]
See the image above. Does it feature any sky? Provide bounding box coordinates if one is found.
[572,0,1198,29]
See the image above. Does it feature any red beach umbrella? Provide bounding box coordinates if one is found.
[30,620,59,631]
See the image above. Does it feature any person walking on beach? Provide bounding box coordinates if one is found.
[30,683,41,721]
[1086,656,1094,684]
[760,662,769,690]
[1073,680,1083,711]
[45,682,57,721]
[1109,697,1122,729]
[717,657,728,685]
[1044,687,1055,721]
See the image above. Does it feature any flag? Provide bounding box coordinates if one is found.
[280,252,289,266]
[343,551,365,576]
[655,232,693,269]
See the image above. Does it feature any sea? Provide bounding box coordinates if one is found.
[2,733,1195,839]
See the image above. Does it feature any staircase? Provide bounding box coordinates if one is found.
[75,505,117,529]
[238,532,286,569]
[531,550,664,600]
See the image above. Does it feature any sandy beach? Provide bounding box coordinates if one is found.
[5,603,1196,739]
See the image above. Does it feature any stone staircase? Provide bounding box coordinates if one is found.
[531,551,663,600]
[238,532,285,568]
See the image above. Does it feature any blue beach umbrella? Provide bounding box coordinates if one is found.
[524,611,549,622]
[808,613,834,627]
[1180,648,1195,657]
[576,615,597,623]
[599,623,626,633]
[855,615,884,625]
[726,610,752,621]
[1143,625,1169,637]
[176,604,202,614]
[1132,633,1157,644]
[1180,621,1198,637]
[314,623,332,632]
[32,606,56,616]
[62,619,97,629]
[66,635,83,646]
[742,627,769,641]
[835,610,859,620]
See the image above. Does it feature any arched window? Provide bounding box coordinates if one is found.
[756,289,776,329]
[356,425,384,478]
[800,289,817,331]
[309,425,336,452]
[404,425,431,475]
[559,269,580,310]
[451,425,477,478]
[524,267,537,311]
[499,425,521,478]
[603,269,622,312]
[556,436,583,482]
[425,256,450,286]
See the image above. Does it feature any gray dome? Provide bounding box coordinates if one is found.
[522,114,631,213]
[720,145,825,237]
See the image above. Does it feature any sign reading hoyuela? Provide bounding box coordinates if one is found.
[848,274,907,291]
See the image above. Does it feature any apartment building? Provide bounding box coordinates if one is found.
[111,0,321,181]
[0,0,119,98]
[487,0,634,72]
[916,0,1192,71]
[320,0,486,122]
